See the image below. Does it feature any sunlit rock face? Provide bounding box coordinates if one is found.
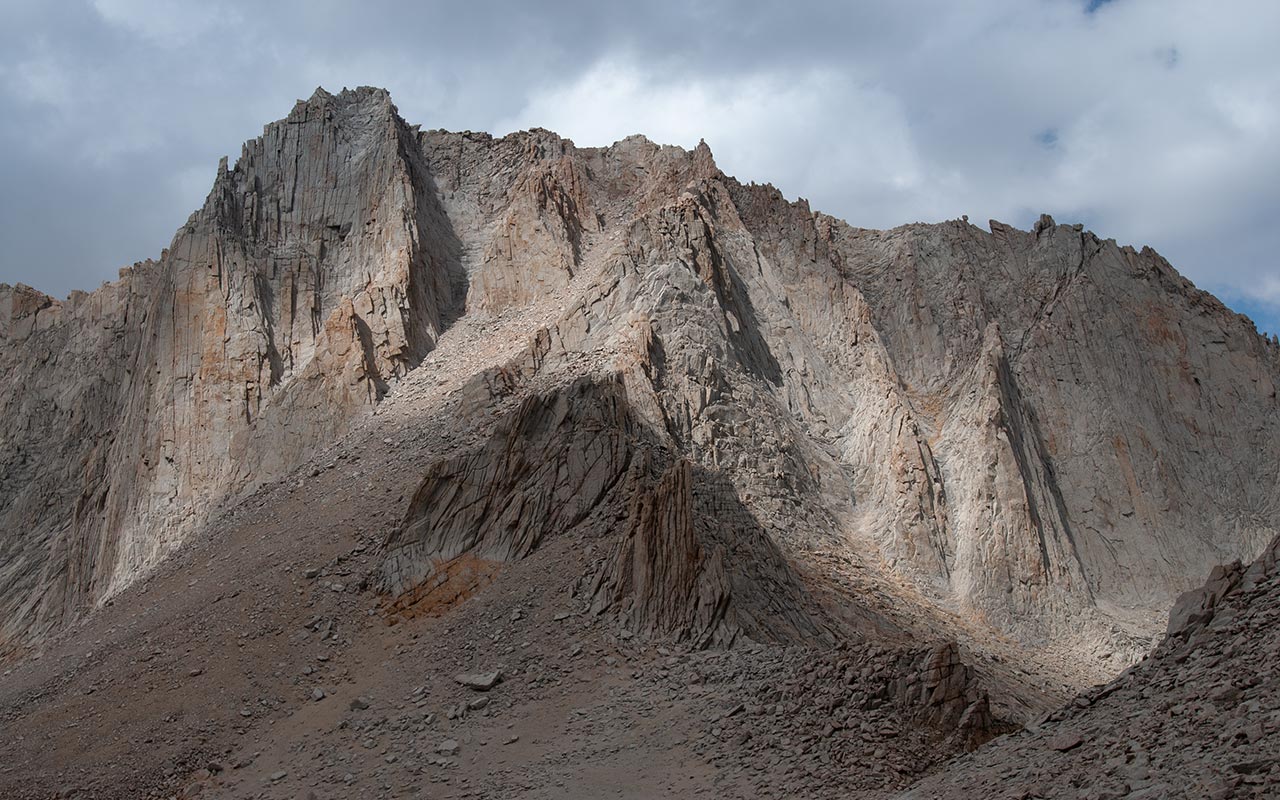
[2,86,1278,660]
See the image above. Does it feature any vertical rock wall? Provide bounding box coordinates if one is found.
[0,87,458,649]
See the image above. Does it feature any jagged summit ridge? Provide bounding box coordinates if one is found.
[1,86,1277,667]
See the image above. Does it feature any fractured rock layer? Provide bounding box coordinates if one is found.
[382,375,828,648]
[898,534,1280,798]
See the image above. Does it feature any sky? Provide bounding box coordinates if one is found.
[1,0,1277,334]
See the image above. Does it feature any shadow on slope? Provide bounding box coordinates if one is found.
[378,374,829,649]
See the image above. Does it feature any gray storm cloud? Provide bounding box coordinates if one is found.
[2,0,1277,332]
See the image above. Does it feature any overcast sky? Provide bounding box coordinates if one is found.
[2,0,1277,333]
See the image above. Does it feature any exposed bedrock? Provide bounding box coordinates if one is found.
[1,87,465,650]
[3,85,1278,660]
[380,374,830,649]
[898,533,1280,798]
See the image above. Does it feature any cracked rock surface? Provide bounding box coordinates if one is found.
[898,534,1280,799]
[1,86,1277,798]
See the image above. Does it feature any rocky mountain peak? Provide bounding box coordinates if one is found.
[3,85,1277,657]
[1,84,1277,799]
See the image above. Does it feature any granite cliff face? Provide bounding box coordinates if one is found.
[0,87,459,649]
[2,86,1278,665]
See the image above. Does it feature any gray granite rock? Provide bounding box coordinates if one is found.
[2,86,1278,672]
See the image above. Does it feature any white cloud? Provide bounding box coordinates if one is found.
[5,51,74,110]
[498,61,929,228]
[91,0,241,45]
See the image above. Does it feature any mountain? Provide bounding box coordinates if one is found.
[0,87,458,651]
[0,86,1276,798]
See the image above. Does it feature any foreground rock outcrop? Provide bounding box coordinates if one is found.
[899,533,1280,798]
